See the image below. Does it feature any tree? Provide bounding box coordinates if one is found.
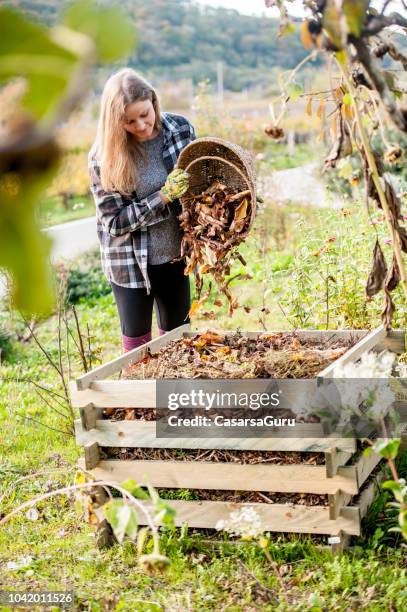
[265,0,407,329]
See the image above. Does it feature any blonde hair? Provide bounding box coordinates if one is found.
[96,68,162,195]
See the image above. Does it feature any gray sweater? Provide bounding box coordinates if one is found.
[135,129,182,265]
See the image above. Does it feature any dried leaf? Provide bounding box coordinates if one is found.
[188,301,202,317]
[200,263,211,274]
[381,290,395,330]
[366,240,387,298]
[396,223,407,254]
[265,125,285,139]
[306,96,313,116]
[316,98,325,120]
[325,116,352,168]
[300,21,314,49]
[385,256,400,292]
[341,102,355,121]
[230,198,249,232]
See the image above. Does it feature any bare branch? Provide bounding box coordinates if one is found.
[353,38,407,132]
[362,11,407,37]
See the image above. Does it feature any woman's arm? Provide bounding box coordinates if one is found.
[89,155,169,237]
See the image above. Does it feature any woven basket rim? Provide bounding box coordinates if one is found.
[177,136,256,192]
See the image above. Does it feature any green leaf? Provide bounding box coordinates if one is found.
[280,21,296,37]
[0,8,77,120]
[121,479,150,500]
[104,500,138,543]
[156,500,176,526]
[63,1,137,62]
[322,0,343,50]
[343,0,369,37]
[0,141,58,313]
[363,446,373,457]
[372,438,401,460]
[286,82,303,103]
[335,50,347,65]
[343,92,352,106]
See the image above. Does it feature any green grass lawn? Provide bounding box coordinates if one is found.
[38,194,94,228]
[1,195,407,610]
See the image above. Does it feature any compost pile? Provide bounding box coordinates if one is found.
[179,181,252,316]
[125,330,354,380]
[99,447,328,506]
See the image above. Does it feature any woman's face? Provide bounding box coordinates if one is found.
[123,98,157,142]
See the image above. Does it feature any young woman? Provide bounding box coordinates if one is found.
[88,68,196,352]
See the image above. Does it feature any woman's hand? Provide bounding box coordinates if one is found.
[161,168,190,203]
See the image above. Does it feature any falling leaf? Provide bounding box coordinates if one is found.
[230,198,249,232]
[188,301,203,317]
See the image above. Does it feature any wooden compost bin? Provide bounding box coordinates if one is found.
[70,324,405,549]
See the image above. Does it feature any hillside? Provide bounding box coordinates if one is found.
[6,0,311,90]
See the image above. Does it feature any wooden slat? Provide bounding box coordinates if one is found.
[328,491,353,520]
[70,380,156,408]
[73,324,190,390]
[99,498,360,535]
[80,403,97,431]
[356,450,382,488]
[357,470,386,520]
[318,325,387,380]
[74,419,357,453]
[375,329,405,354]
[84,442,100,470]
[325,447,354,478]
[79,458,359,495]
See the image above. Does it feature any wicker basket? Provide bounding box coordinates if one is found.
[177,137,257,231]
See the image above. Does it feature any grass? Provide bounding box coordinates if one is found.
[1,175,407,610]
[37,194,94,228]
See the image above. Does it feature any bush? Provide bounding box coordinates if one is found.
[66,267,111,305]
[0,325,14,361]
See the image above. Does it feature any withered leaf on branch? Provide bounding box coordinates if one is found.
[365,239,387,298]
[384,180,401,220]
[381,289,395,331]
[395,222,407,254]
[324,114,353,168]
[362,148,384,206]
[384,256,400,292]
[264,125,285,139]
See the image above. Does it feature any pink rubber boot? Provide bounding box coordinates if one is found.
[121,331,152,379]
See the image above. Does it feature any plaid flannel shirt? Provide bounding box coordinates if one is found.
[88,112,196,292]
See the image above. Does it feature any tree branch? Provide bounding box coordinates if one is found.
[362,12,407,37]
[353,37,407,132]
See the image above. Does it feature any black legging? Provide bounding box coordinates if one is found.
[111,260,191,337]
